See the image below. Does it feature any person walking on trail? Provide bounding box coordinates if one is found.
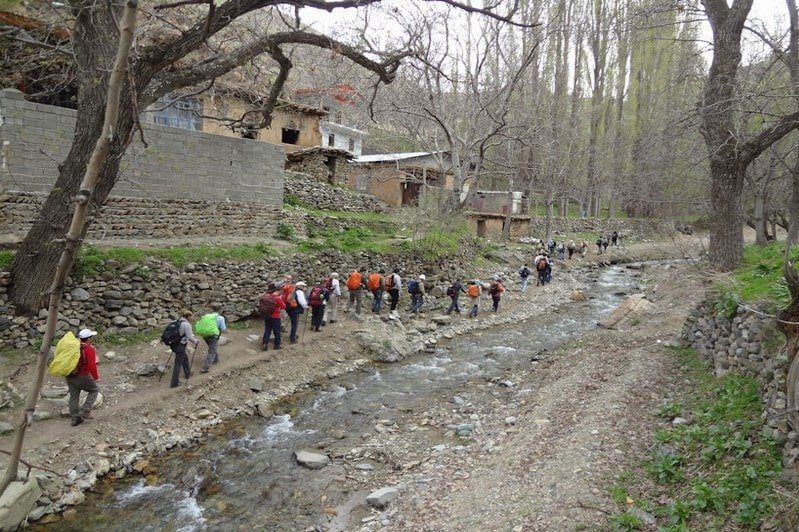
[519,264,532,293]
[446,279,466,315]
[467,281,481,318]
[611,230,618,246]
[595,236,603,254]
[409,274,425,315]
[386,268,402,317]
[323,273,341,324]
[286,281,308,344]
[534,253,548,286]
[547,239,556,255]
[556,242,565,260]
[567,240,576,260]
[67,329,101,426]
[602,235,610,251]
[170,310,199,389]
[368,270,385,314]
[580,240,588,258]
[346,269,365,315]
[197,303,226,374]
[308,280,328,332]
[259,285,286,351]
[489,278,505,312]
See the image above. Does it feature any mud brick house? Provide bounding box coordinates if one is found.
[347,152,455,207]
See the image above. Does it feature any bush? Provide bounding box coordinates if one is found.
[275,223,297,241]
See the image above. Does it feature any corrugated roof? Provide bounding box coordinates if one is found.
[353,151,446,163]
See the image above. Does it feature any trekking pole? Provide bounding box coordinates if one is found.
[157,351,173,382]
[188,342,200,377]
[301,309,309,342]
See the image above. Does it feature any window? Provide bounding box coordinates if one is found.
[282,128,300,144]
[328,133,335,147]
[151,97,202,131]
[348,138,355,152]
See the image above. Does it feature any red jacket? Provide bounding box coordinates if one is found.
[271,291,286,319]
[75,343,99,381]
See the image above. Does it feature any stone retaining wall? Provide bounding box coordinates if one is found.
[528,216,673,238]
[682,301,796,464]
[284,172,386,213]
[0,247,470,350]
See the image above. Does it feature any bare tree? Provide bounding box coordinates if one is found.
[0,0,139,496]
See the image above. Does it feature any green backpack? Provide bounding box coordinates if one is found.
[195,313,220,338]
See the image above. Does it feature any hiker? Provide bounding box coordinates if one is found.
[67,329,101,426]
[368,270,385,314]
[489,278,505,312]
[169,310,199,388]
[556,241,565,260]
[519,264,532,293]
[409,274,425,314]
[596,236,603,254]
[323,273,340,324]
[197,303,227,374]
[534,253,549,286]
[611,230,618,246]
[567,240,576,260]
[260,284,286,351]
[580,240,588,258]
[602,235,610,251]
[346,269,365,315]
[308,280,328,332]
[386,268,402,317]
[617,231,623,246]
[467,281,481,318]
[547,239,556,255]
[446,279,466,315]
[287,281,309,344]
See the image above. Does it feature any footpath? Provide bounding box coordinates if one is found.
[0,235,706,527]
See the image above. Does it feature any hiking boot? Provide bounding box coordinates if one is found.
[80,412,93,420]
[200,369,209,374]
[262,344,269,351]
[71,417,84,427]
[170,383,181,388]
[274,345,282,350]
[290,339,297,345]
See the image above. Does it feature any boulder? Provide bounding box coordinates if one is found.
[255,403,273,418]
[294,450,329,470]
[249,378,264,393]
[70,288,91,302]
[0,422,13,435]
[431,315,452,326]
[0,476,41,530]
[569,290,588,302]
[366,487,398,508]
[137,364,159,377]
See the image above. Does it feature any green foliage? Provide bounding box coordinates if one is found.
[283,194,302,207]
[100,329,160,347]
[609,347,782,529]
[0,251,14,271]
[74,243,277,276]
[609,511,642,531]
[720,242,799,309]
[275,222,297,242]
[710,289,740,320]
[297,227,393,255]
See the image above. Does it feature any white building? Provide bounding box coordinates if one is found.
[319,121,367,157]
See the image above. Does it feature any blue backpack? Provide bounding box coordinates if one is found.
[407,280,420,295]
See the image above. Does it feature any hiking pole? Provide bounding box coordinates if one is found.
[301,309,309,342]
[188,342,200,377]
[157,351,173,382]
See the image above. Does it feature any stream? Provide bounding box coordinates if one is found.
[43,264,642,531]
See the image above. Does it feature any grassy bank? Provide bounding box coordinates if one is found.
[608,347,786,530]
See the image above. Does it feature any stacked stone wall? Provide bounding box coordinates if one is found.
[284,172,386,213]
[682,302,796,464]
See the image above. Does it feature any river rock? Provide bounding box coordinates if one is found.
[70,288,91,302]
[0,476,41,530]
[255,403,273,418]
[194,408,214,420]
[93,458,112,477]
[58,489,85,507]
[431,315,452,325]
[455,423,474,436]
[366,487,398,508]
[249,378,264,393]
[569,290,587,302]
[294,450,329,469]
[137,364,159,376]
[40,387,68,399]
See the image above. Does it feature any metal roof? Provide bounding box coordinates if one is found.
[353,151,447,163]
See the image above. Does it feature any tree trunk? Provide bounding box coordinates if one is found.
[545,196,554,243]
[753,187,768,246]
[708,159,745,270]
[9,3,137,313]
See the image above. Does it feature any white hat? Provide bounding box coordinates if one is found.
[330,272,339,279]
[78,328,97,339]
[295,281,307,288]
[419,274,426,280]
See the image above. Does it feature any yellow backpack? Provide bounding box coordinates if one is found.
[48,332,81,377]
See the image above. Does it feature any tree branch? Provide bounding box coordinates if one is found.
[740,111,799,166]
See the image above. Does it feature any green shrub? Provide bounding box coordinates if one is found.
[0,251,14,271]
[276,222,297,241]
[283,194,301,207]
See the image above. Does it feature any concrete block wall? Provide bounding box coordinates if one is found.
[0,89,284,205]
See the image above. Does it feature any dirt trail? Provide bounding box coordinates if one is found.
[0,233,708,526]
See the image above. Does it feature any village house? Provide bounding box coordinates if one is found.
[347,151,455,207]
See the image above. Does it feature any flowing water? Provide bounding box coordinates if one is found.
[44,265,643,531]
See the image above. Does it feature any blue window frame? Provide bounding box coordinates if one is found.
[151,97,203,131]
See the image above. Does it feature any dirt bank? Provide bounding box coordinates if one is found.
[0,234,707,526]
